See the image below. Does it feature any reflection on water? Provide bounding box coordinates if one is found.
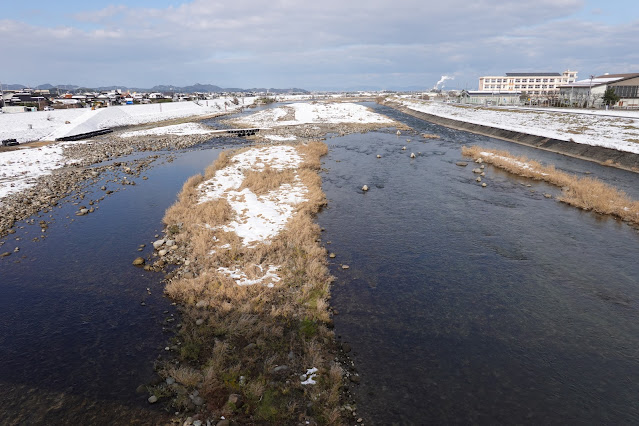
[319,105,639,424]
[0,139,235,424]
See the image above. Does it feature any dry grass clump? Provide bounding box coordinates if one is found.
[239,166,296,195]
[158,141,345,424]
[462,145,639,224]
[422,133,441,139]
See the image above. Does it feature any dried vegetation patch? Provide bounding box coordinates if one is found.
[157,141,346,424]
[462,145,639,224]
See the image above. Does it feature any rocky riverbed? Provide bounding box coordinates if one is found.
[0,131,224,241]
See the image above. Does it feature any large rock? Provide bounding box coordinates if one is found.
[153,239,165,249]
[133,257,145,266]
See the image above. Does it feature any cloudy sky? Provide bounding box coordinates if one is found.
[1,0,637,90]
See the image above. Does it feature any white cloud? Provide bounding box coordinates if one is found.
[1,0,637,90]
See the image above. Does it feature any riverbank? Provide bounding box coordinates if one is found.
[0,130,225,242]
[384,100,639,172]
[462,145,639,227]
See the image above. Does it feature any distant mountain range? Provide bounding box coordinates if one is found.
[2,83,310,94]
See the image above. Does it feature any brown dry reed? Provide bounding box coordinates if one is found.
[160,141,344,424]
[462,145,639,224]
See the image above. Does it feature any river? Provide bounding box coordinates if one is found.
[318,103,639,424]
[2,103,639,424]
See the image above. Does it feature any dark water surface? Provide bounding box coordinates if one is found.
[319,104,639,425]
[0,139,236,424]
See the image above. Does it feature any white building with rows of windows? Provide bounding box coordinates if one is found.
[478,70,578,97]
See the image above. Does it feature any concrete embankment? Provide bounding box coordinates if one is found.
[387,102,639,171]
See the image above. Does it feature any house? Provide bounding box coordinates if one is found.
[558,73,639,108]
[607,74,639,108]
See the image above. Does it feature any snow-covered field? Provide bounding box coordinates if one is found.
[119,122,216,138]
[0,98,253,143]
[236,102,393,127]
[0,98,254,203]
[398,99,639,155]
[0,141,84,199]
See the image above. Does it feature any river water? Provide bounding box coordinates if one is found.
[318,103,639,424]
[2,103,639,424]
[0,139,241,424]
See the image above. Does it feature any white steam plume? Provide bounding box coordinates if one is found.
[433,75,454,89]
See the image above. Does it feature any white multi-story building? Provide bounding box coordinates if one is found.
[478,70,578,97]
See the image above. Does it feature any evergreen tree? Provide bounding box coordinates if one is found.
[603,87,620,105]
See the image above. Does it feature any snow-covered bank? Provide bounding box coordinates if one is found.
[235,102,393,128]
[120,123,216,138]
[0,98,254,203]
[397,99,639,155]
[0,142,84,199]
[0,98,253,143]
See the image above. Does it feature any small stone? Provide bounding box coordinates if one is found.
[165,239,175,247]
[350,375,361,383]
[192,395,204,406]
[361,185,368,192]
[329,253,336,258]
[476,158,483,164]
[476,177,482,182]
[158,249,168,257]
[196,300,207,308]
[342,343,352,353]
[272,365,290,375]
[396,130,401,135]
[410,153,416,158]
[195,318,204,326]
[166,377,176,385]
[472,168,481,174]
[133,257,145,266]
[153,239,165,249]
[544,193,552,198]
[148,395,158,404]
[342,265,350,269]
[455,162,468,167]
[481,183,487,187]
[227,393,242,408]
[1,252,11,257]
[480,165,485,169]
[376,154,381,158]
[402,146,407,150]
[480,172,485,176]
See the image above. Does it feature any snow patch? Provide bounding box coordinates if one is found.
[197,145,307,247]
[120,122,216,138]
[301,368,318,385]
[218,264,281,287]
[237,102,393,127]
